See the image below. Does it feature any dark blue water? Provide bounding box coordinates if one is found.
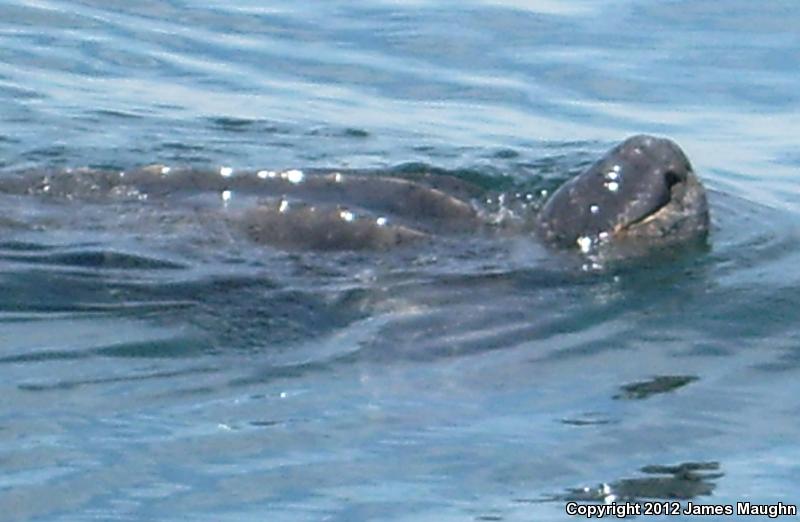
[2,1,800,520]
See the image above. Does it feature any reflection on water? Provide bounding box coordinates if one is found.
[562,462,722,503]
[613,375,699,400]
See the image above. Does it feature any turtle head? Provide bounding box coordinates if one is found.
[535,135,709,254]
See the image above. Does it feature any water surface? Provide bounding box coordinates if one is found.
[1,1,800,520]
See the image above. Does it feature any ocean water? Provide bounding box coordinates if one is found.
[1,1,800,521]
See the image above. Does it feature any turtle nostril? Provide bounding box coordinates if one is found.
[664,170,683,190]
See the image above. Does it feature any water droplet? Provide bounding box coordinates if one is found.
[339,209,355,222]
[284,169,304,184]
[257,170,276,179]
[333,172,343,183]
[606,181,619,192]
[598,231,609,241]
[590,204,599,214]
[161,166,171,175]
[577,236,593,253]
[376,217,387,226]
[220,166,233,178]
[278,199,289,213]
[221,190,232,202]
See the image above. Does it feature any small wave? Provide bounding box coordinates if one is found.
[0,249,187,270]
